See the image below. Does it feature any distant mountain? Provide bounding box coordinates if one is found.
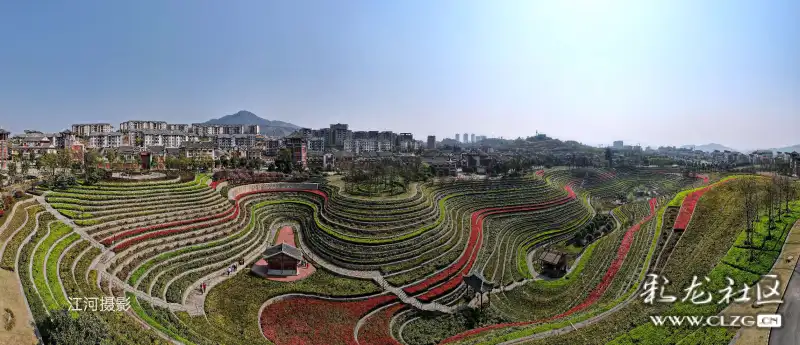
[203,110,301,137]
[680,143,738,153]
[763,144,800,154]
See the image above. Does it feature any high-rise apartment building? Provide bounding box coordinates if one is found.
[470,133,475,143]
[72,123,113,137]
[329,123,350,148]
[426,135,436,150]
[463,132,469,144]
[119,120,167,133]
[455,133,460,142]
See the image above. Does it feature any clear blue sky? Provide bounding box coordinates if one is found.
[1,0,798,150]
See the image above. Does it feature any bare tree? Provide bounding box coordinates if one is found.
[782,176,797,213]
[740,176,758,252]
[763,176,777,239]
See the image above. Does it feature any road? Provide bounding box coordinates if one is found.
[770,258,800,345]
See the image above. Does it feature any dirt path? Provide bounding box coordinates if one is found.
[0,269,37,345]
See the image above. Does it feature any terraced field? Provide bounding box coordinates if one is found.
[2,168,796,345]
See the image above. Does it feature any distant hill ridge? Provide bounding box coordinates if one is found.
[764,144,800,154]
[680,143,738,153]
[203,110,301,137]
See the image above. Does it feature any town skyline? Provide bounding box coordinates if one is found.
[2,110,793,153]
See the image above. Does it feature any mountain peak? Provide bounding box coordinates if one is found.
[203,110,301,136]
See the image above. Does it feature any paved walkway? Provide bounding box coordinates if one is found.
[183,223,283,315]
[34,194,105,249]
[770,258,800,345]
[0,199,36,236]
[98,271,188,312]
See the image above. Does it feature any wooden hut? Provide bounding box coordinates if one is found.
[538,249,568,277]
[263,243,303,276]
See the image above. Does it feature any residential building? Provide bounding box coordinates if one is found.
[10,130,75,160]
[72,123,112,137]
[470,133,475,144]
[166,124,190,132]
[87,132,123,148]
[306,152,325,169]
[191,124,260,136]
[317,128,331,147]
[308,137,325,152]
[427,135,436,150]
[140,130,197,149]
[423,156,457,176]
[119,120,167,132]
[379,131,396,148]
[398,133,415,152]
[613,140,624,149]
[265,138,282,156]
[329,123,350,148]
[463,133,469,144]
[455,133,460,143]
[284,132,307,169]
[180,141,216,159]
[246,124,261,135]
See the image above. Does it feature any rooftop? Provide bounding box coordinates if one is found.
[262,243,303,261]
[538,249,566,265]
[463,272,495,293]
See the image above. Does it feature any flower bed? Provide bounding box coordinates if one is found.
[673,177,737,231]
[259,295,396,345]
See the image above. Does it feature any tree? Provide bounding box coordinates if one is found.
[20,159,30,178]
[6,162,17,184]
[83,150,103,185]
[56,148,72,171]
[39,153,59,179]
[105,150,118,170]
[740,177,758,259]
[40,309,108,345]
[763,176,777,238]
[781,176,796,213]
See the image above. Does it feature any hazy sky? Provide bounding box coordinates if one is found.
[1,1,798,150]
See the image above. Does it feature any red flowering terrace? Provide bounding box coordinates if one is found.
[440,197,658,344]
[259,185,578,345]
[260,295,396,345]
[673,177,735,231]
